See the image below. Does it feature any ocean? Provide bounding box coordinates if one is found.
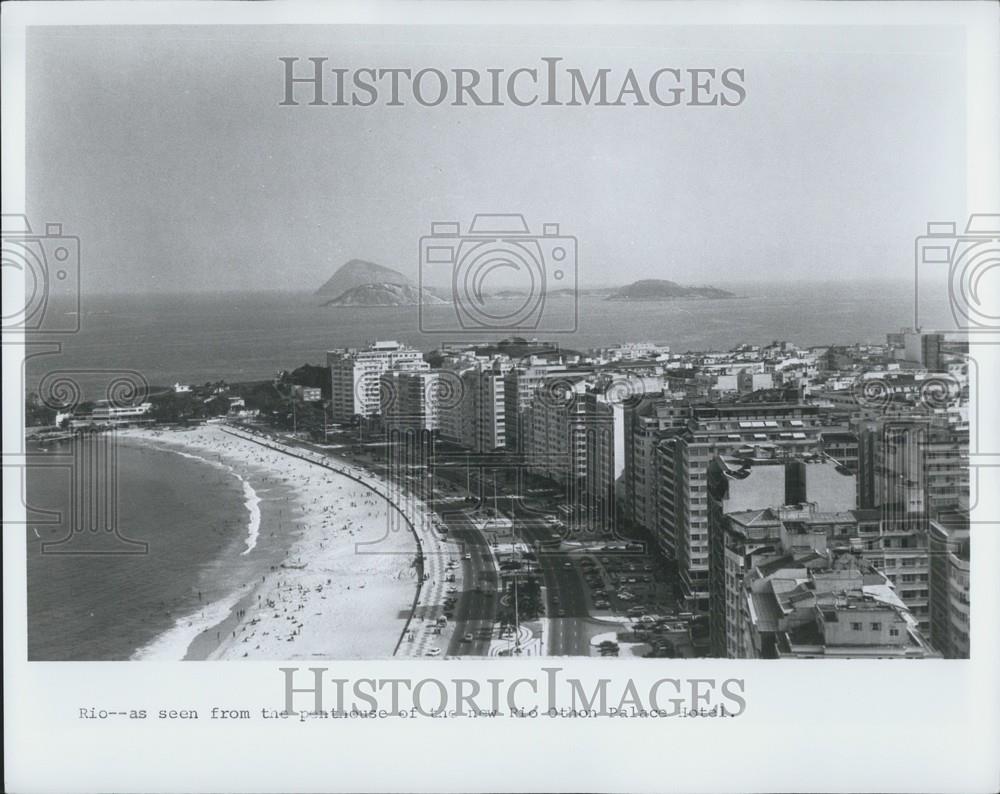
[25,435,295,661]
[26,280,953,399]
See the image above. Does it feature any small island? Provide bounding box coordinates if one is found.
[321,282,447,307]
[605,279,735,301]
[315,259,412,299]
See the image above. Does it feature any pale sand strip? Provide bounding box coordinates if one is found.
[119,424,444,660]
[219,426,470,658]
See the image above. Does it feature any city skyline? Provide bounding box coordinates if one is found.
[25,321,971,662]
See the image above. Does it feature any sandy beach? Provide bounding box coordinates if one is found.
[118,423,456,660]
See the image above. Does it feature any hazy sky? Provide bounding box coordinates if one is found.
[27,24,967,294]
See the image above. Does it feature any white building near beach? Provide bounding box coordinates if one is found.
[328,340,426,421]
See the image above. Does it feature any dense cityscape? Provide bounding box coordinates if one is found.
[33,324,971,661]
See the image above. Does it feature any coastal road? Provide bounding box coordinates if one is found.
[268,431,602,656]
[288,437,502,657]
[415,456,603,656]
[441,510,499,657]
[513,515,595,656]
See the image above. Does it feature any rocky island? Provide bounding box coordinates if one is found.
[316,259,448,307]
[606,279,735,301]
[321,282,447,307]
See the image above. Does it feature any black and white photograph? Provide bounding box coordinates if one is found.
[3,2,998,793]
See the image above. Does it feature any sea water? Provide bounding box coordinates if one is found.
[25,436,286,660]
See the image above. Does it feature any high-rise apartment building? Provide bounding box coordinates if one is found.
[380,370,441,433]
[327,341,426,421]
[655,400,842,612]
[624,396,687,533]
[523,374,589,486]
[503,355,566,455]
[928,513,970,658]
[856,416,968,521]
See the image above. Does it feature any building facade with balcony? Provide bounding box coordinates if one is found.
[327,340,426,421]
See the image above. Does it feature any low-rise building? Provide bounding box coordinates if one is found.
[292,385,322,402]
[70,401,154,428]
[707,449,857,657]
[742,553,939,659]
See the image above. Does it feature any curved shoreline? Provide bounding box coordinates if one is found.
[118,437,286,660]
[118,424,422,660]
[218,425,467,658]
[217,427,427,656]
[153,446,262,556]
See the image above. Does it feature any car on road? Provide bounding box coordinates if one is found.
[463,553,472,560]
[594,600,610,609]
[425,647,441,656]
[463,633,474,643]
[563,562,573,569]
